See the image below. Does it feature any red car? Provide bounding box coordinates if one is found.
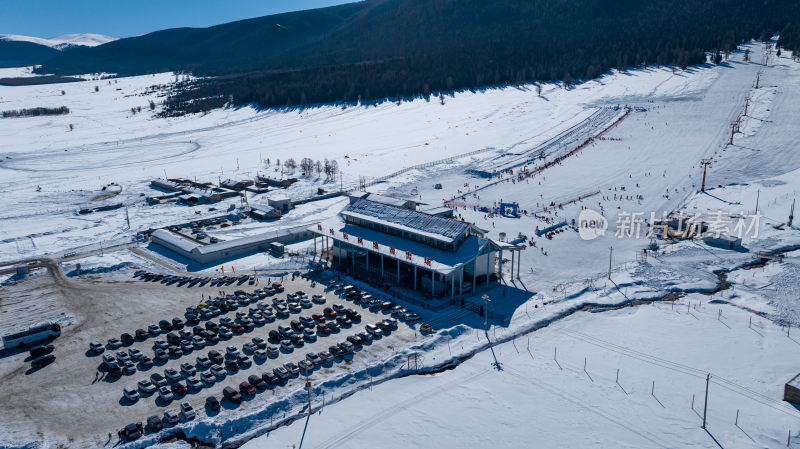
[231,324,245,334]
[323,307,337,318]
[239,381,256,395]
[316,323,331,334]
[312,313,326,323]
[170,382,187,395]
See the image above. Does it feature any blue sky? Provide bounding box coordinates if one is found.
[0,0,353,38]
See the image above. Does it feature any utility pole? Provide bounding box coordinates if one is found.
[297,370,313,449]
[700,159,712,192]
[744,96,750,116]
[608,246,613,279]
[789,199,795,226]
[482,294,491,334]
[729,122,736,145]
[702,373,711,429]
[125,207,131,230]
[756,72,760,88]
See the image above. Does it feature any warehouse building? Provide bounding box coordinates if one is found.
[310,198,523,299]
[151,225,315,264]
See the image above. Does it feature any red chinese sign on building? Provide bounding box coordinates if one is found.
[424,257,431,266]
[405,251,412,261]
[317,224,322,231]
[373,241,379,250]
[343,233,349,241]
[357,237,363,245]
[329,228,334,235]
[389,246,396,255]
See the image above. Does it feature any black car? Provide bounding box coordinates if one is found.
[346,335,363,347]
[120,333,135,345]
[223,386,243,403]
[248,374,267,389]
[208,350,224,365]
[268,330,282,341]
[205,321,219,332]
[225,359,239,372]
[193,326,206,336]
[185,314,200,325]
[139,356,154,369]
[30,344,54,357]
[135,329,149,340]
[153,348,168,361]
[118,423,143,441]
[165,332,180,345]
[205,332,220,344]
[171,317,184,329]
[168,346,183,357]
[261,372,279,385]
[206,396,221,411]
[328,345,344,357]
[147,415,163,431]
[31,354,55,368]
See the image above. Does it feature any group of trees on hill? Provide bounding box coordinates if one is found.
[161,0,800,114]
[35,0,800,114]
[2,106,70,118]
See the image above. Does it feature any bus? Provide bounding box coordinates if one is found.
[1,321,61,349]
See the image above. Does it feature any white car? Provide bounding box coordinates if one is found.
[253,349,268,360]
[123,386,140,401]
[163,409,180,425]
[137,379,157,394]
[280,340,294,352]
[318,351,333,363]
[165,368,182,382]
[89,341,105,353]
[181,402,195,420]
[186,376,203,390]
[299,298,313,308]
[266,345,279,356]
[158,386,174,402]
[312,294,326,304]
[200,371,216,386]
[226,345,240,356]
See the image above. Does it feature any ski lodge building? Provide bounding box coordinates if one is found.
[309,197,523,299]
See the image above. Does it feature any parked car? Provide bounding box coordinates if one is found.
[170,382,188,396]
[206,396,221,411]
[158,386,174,402]
[90,341,105,353]
[365,324,383,337]
[138,378,157,394]
[31,354,55,368]
[186,376,203,390]
[164,368,181,382]
[223,386,243,403]
[123,386,140,401]
[118,423,144,442]
[208,350,224,365]
[210,364,226,379]
[150,372,167,387]
[147,415,163,431]
[180,402,195,420]
[163,409,180,425]
[121,333,135,345]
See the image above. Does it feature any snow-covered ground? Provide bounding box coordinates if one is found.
[253,288,800,449]
[1,38,800,448]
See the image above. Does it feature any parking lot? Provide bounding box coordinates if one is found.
[0,264,419,446]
